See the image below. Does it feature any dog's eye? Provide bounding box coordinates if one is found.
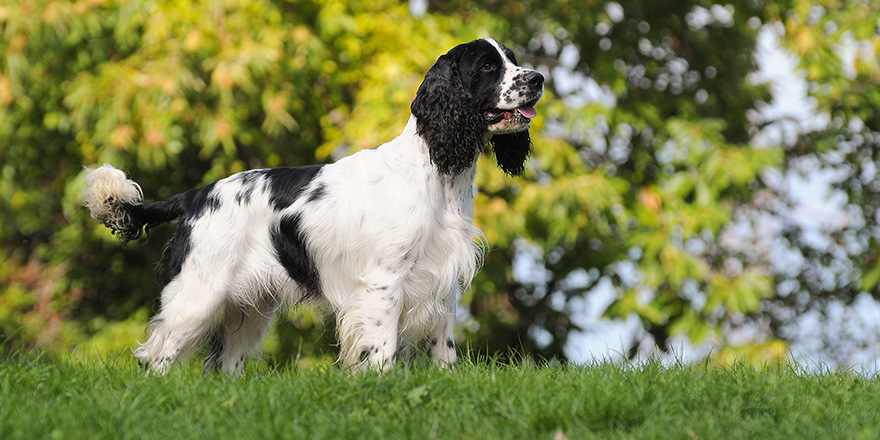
[481,63,496,72]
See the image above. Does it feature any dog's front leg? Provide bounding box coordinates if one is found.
[336,273,403,372]
[425,285,459,367]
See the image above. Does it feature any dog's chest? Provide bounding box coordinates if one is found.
[391,170,480,329]
[299,153,480,293]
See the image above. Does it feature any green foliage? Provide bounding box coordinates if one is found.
[466,0,789,359]
[767,1,880,301]
[3,356,880,439]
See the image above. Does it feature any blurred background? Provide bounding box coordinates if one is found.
[1,0,879,370]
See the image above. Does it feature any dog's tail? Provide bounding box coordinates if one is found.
[82,164,184,244]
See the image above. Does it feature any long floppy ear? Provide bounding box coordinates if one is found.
[490,130,532,176]
[411,48,485,175]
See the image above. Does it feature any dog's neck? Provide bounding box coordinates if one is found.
[399,115,479,173]
[386,116,477,214]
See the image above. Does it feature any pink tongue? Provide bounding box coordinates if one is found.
[516,106,537,119]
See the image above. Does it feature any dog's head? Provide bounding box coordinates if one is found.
[411,38,544,176]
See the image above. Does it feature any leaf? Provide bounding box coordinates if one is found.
[860,263,880,292]
[407,385,429,405]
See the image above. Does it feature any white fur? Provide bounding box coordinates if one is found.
[82,164,143,229]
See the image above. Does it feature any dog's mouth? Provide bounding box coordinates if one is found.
[485,105,537,133]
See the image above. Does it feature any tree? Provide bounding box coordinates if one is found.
[462,0,880,365]
[462,0,786,361]
[740,1,880,365]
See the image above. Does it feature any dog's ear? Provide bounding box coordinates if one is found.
[411,46,485,175]
[490,130,532,176]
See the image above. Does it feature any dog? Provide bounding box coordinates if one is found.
[82,38,544,375]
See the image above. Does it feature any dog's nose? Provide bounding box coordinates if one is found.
[527,71,544,87]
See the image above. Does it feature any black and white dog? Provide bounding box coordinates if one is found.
[83,38,543,375]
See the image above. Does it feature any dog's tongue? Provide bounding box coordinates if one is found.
[516,106,537,119]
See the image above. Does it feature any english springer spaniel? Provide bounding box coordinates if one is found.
[82,38,544,375]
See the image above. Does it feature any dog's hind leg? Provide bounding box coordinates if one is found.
[203,302,276,376]
[134,275,228,375]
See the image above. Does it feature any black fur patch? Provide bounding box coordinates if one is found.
[156,222,192,286]
[490,130,532,176]
[183,182,223,216]
[264,166,324,210]
[272,212,321,298]
[501,46,517,64]
[307,183,327,203]
[234,171,262,205]
[233,167,324,207]
[150,184,223,286]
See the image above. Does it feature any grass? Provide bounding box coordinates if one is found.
[2,353,880,440]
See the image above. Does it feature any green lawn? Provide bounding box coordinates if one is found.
[2,353,878,439]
